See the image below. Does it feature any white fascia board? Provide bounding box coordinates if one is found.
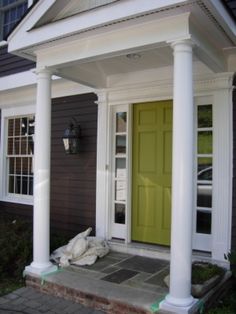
[8,0,56,49]
[0,70,36,92]
[36,13,191,69]
[8,0,186,53]
[203,0,236,45]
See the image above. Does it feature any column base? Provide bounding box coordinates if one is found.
[160,296,198,314]
[25,262,58,277]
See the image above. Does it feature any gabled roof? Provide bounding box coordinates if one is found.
[6,0,236,80]
[34,0,119,27]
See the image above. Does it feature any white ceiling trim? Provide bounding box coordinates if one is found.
[35,13,191,70]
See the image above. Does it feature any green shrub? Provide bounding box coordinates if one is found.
[50,232,70,253]
[0,217,33,280]
[224,251,236,278]
[192,263,224,285]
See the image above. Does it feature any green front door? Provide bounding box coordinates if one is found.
[132,101,172,245]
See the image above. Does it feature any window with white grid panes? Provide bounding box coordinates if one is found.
[111,108,128,240]
[0,0,28,41]
[7,115,35,196]
[196,105,213,235]
[114,112,127,224]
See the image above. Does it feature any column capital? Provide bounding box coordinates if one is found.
[35,67,52,77]
[95,90,108,106]
[169,38,194,51]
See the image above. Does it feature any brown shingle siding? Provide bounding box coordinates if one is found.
[0,93,98,238]
[0,45,35,77]
[50,93,98,237]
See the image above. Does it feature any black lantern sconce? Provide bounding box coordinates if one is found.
[62,119,81,154]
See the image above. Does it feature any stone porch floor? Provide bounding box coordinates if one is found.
[25,251,232,314]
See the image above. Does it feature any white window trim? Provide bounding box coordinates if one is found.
[193,96,213,252]
[0,104,35,205]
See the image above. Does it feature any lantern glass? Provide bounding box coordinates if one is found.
[62,123,80,154]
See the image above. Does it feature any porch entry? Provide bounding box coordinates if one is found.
[132,101,172,246]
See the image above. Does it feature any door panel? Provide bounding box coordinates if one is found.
[132,101,172,245]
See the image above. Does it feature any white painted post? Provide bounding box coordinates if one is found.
[160,40,196,314]
[95,91,109,239]
[25,68,57,275]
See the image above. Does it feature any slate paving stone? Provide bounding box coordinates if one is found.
[81,256,119,271]
[100,265,121,274]
[101,268,138,284]
[117,255,169,274]
[107,251,132,261]
[145,267,170,286]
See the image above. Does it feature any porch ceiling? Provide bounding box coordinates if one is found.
[56,46,174,88]
[55,46,202,88]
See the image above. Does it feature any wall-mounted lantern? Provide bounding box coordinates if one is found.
[62,120,81,154]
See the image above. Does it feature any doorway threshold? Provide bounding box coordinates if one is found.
[108,239,170,261]
[108,239,213,264]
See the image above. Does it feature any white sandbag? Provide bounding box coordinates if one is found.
[50,227,109,267]
[73,255,98,266]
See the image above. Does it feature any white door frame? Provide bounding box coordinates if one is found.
[95,73,233,263]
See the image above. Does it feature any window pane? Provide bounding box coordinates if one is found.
[3,1,28,37]
[22,157,28,175]
[21,137,27,155]
[14,118,21,136]
[21,117,28,136]
[116,112,127,132]
[198,131,212,154]
[28,117,35,135]
[198,158,212,181]
[115,158,126,178]
[196,211,211,234]
[8,176,15,193]
[8,119,14,137]
[8,138,13,155]
[28,136,34,154]
[197,184,212,208]
[116,135,126,154]
[198,105,212,128]
[14,137,20,155]
[22,176,28,195]
[115,203,125,224]
[15,175,21,194]
[15,157,21,175]
[115,181,126,201]
[9,157,15,175]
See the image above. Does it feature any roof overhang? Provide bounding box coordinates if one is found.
[7,0,236,88]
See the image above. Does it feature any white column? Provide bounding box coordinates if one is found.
[160,40,196,314]
[95,91,109,239]
[25,68,57,275]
